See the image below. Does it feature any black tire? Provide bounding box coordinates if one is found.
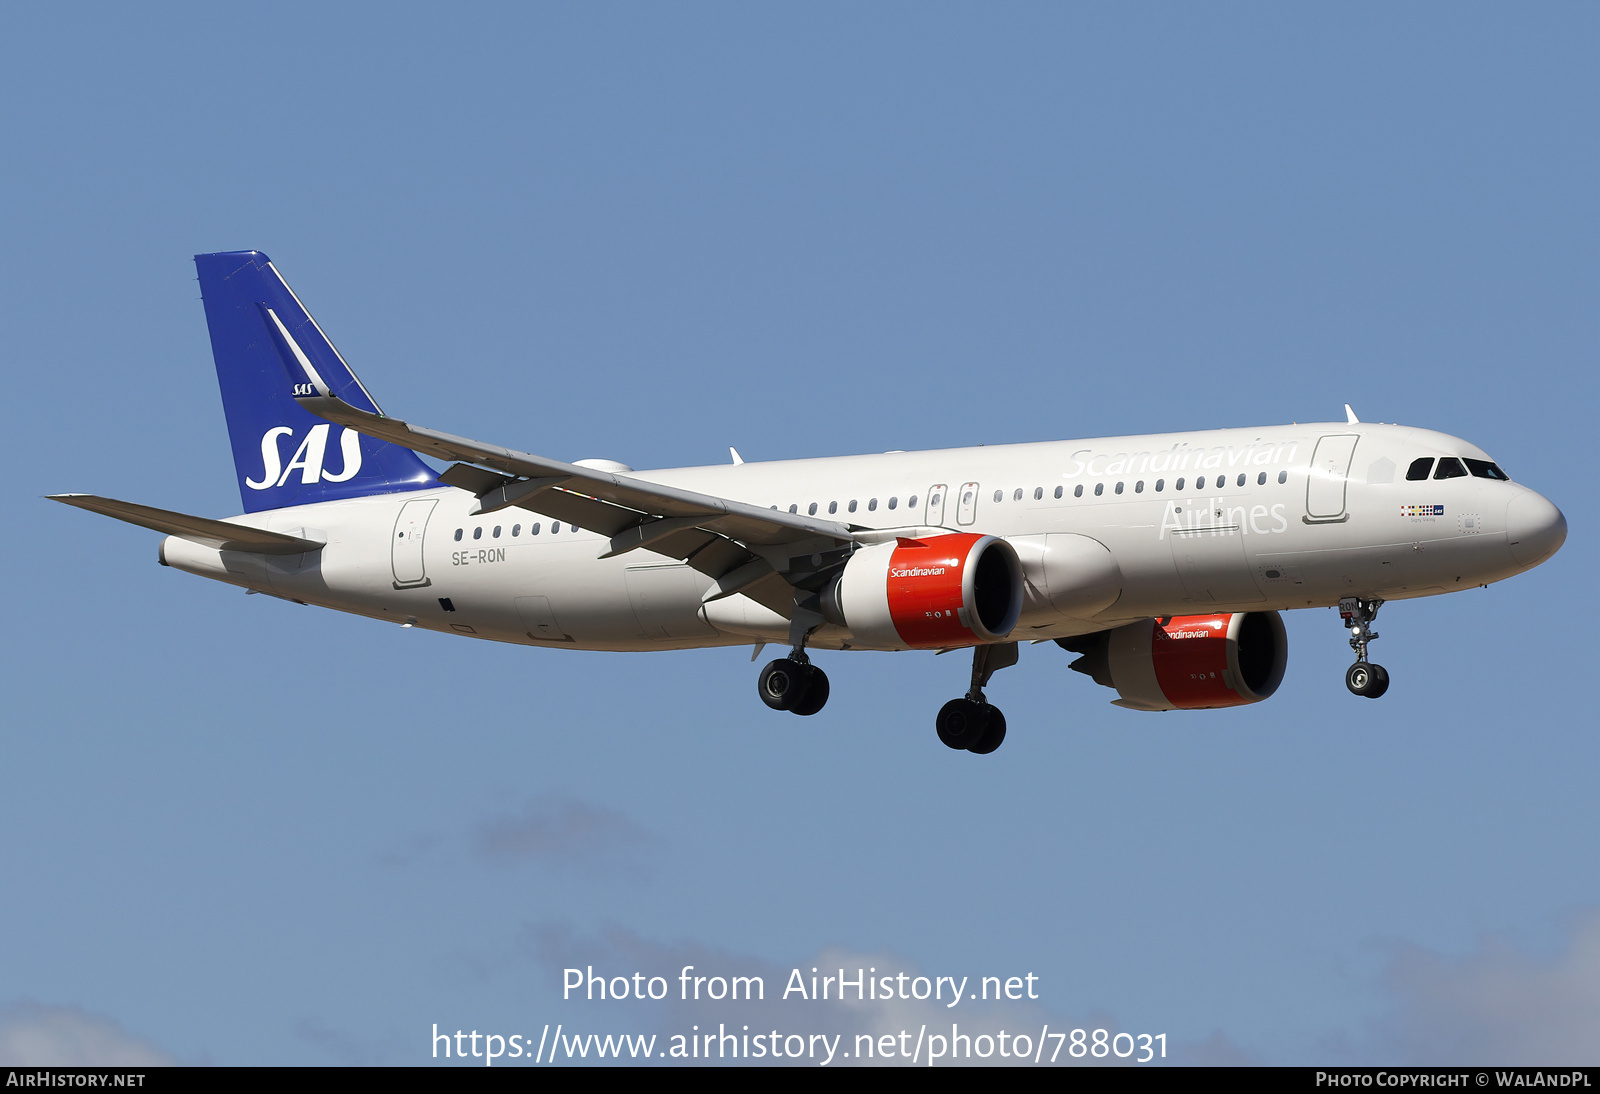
[936,698,988,750]
[791,667,830,716]
[1365,664,1390,699]
[967,705,1007,754]
[1346,661,1380,697]
[759,658,812,711]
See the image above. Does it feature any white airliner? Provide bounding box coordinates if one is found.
[52,252,1567,754]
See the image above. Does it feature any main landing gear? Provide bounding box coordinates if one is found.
[936,642,1018,755]
[1340,596,1390,699]
[757,605,830,716]
[757,656,829,716]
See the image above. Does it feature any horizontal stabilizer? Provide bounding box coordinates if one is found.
[48,495,324,555]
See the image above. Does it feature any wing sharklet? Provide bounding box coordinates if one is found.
[291,391,855,545]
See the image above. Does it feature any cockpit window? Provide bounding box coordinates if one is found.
[1433,457,1468,480]
[1405,458,1434,481]
[1464,458,1510,481]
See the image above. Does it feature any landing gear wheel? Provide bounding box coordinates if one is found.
[791,667,829,716]
[1346,661,1390,698]
[1365,664,1389,699]
[936,698,989,750]
[759,658,813,712]
[967,706,1007,754]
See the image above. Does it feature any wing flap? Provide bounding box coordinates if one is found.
[291,388,853,546]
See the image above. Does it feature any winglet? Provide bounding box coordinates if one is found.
[260,304,336,400]
[1345,404,1360,424]
[729,447,744,465]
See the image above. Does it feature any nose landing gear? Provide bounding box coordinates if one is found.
[1340,597,1390,698]
[937,642,1017,754]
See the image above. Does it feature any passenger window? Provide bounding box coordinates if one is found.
[1465,458,1510,481]
[1277,470,1287,484]
[1434,458,1468,480]
[888,497,898,509]
[1257,472,1266,486]
[1197,476,1207,489]
[1033,487,1043,500]
[1013,488,1023,501]
[531,522,541,535]
[1237,473,1246,487]
[454,528,463,542]
[1406,458,1434,481]
[1094,483,1104,496]
[493,526,501,538]
[1176,478,1186,491]
[1054,485,1063,499]
[993,490,1003,504]
[512,524,521,536]
[789,504,798,513]
[1135,481,1144,493]
[827,501,836,514]
[848,499,858,512]
[1114,482,1124,494]
[473,527,482,540]
[868,498,878,511]
[1074,485,1083,498]
[551,522,561,533]
[909,495,918,508]
[1155,479,1165,492]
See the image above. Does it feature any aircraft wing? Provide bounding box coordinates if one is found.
[48,494,324,554]
[264,306,850,617]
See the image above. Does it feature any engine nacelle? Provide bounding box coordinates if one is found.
[1063,611,1288,710]
[826,533,1023,650]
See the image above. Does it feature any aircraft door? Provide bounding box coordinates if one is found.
[515,595,573,643]
[956,482,979,526]
[926,484,948,526]
[1305,434,1359,523]
[391,498,437,589]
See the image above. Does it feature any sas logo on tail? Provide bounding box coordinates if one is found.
[246,424,363,491]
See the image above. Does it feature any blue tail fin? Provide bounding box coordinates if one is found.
[195,251,438,513]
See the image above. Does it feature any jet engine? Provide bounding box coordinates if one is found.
[824,533,1023,650]
[1061,611,1288,710]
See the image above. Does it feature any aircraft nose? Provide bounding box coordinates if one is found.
[1505,489,1567,568]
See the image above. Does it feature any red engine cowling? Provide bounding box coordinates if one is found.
[826,533,1023,650]
[1063,612,1288,710]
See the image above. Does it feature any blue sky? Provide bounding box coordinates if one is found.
[1,2,1595,1066]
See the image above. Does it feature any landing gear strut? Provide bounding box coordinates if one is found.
[937,642,1017,754]
[1339,597,1390,699]
[757,604,830,716]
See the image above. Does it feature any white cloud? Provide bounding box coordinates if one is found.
[473,797,654,873]
[1371,907,1600,1065]
[0,1002,175,1066]
[381,795,655,878]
